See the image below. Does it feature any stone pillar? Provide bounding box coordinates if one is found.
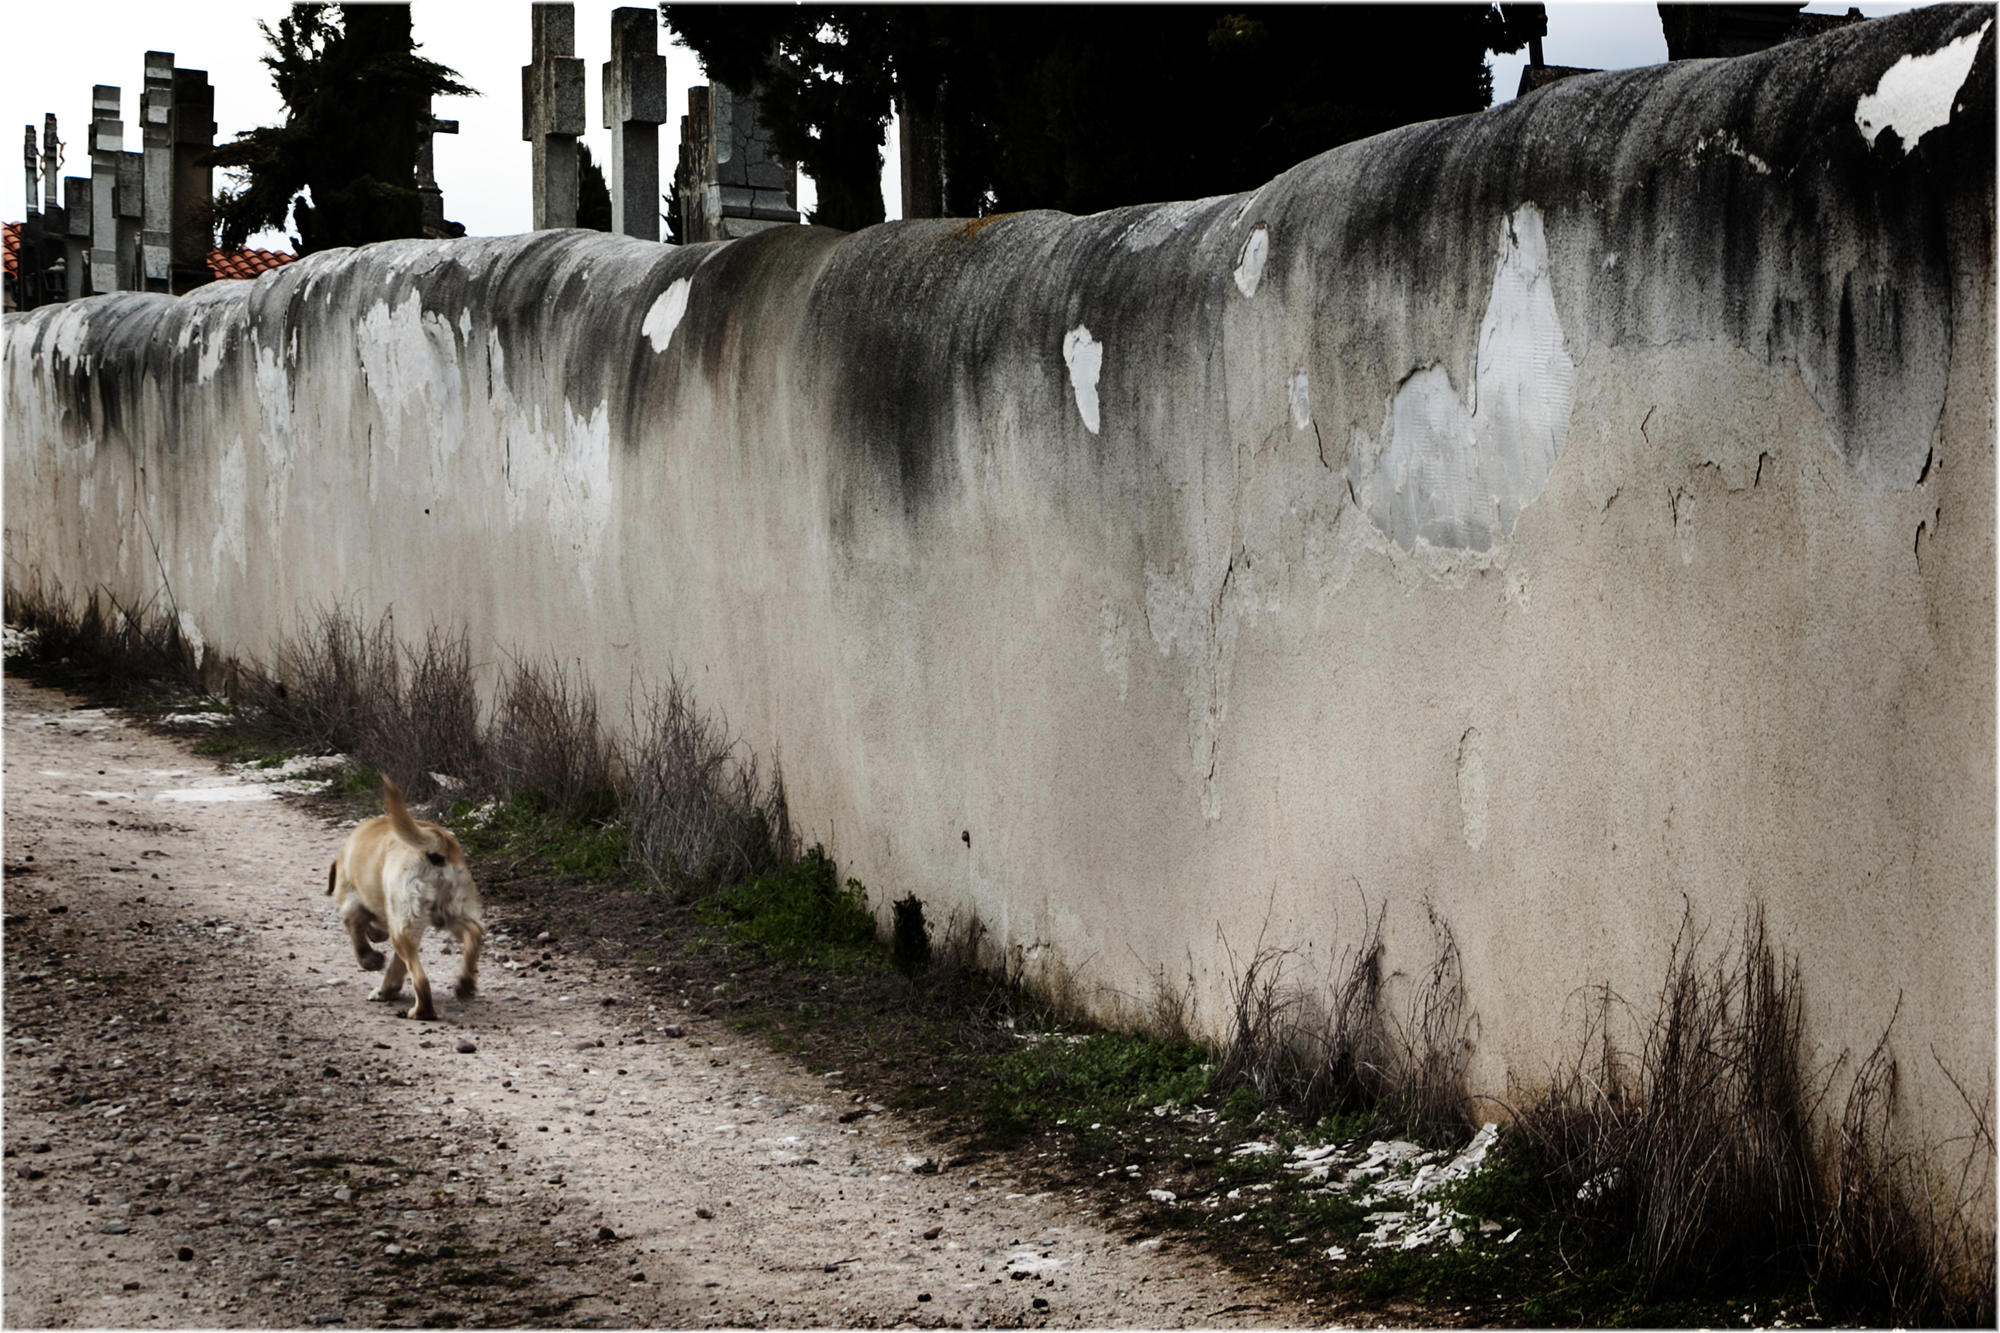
[116,145,144,291]
[416,98,459,236]
[24,124,40,217]
[20,125,45,310]
[141,52,173,292]
[169,67,215,294]
[673,79,798,243]
[88,86,122,294]
[522,3,585,229]
[63,175,91,302]
[601,7,666,241]
[42,114,62,220]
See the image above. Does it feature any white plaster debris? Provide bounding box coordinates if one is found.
[642,278,692,353]
[161,712,230,727]
[1288,369,1312,432]
[1062,324,1104,435]
[1855,20,1990,152]
[3,625,39,657]
[1281,1122,1503,1258]
[1233,224,1270,298]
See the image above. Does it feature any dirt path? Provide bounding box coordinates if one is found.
[2,674,1312,1329]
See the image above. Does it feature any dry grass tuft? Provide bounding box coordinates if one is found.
[616,672,790,888]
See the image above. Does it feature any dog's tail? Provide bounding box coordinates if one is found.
[382,777,442,857]
[326,859,337,895]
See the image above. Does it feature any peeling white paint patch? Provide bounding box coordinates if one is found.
[643,278,692,353]
[459,308,473,340]
[1233,224,1270,298]
[1347,203,1575,552]
[1062,325,1103,435]
[1855,20,1990,151]
[1288,369,1313,432]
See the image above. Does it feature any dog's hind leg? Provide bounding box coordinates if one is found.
[452,919,485,1001]
[391,928,437,1021]
[341,900,387,971]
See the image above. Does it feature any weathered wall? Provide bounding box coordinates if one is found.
[7,7,1993,1139]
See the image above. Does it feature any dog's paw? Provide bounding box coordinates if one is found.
[359,948,386,972]
[454,975,477,1001]
[368,986,401,1003]
[405,1005,438,1022]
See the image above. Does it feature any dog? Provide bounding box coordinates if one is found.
[326,777,484,1021]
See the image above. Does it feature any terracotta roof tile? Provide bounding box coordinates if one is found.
[4,221,19,280]
[206,247,297,281]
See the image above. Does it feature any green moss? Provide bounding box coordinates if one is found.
[697,845,881,971]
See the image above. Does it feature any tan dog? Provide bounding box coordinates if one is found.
[326,777,484,1021]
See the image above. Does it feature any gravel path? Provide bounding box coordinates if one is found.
[2,674,1311,1328]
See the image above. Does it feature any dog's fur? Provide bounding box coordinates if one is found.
[327,778,484,1021]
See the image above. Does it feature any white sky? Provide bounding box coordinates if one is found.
[8,1,1920,250]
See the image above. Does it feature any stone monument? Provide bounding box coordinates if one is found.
[522,3,585,229]
[601,7,666,240]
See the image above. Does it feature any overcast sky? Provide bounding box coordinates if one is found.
[9,2,1921,250]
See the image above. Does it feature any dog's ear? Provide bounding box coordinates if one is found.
[426,851,445,867]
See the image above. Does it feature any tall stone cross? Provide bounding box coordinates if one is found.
[141,52,173,292]
[602,7,666,240]
[416,98,459,236]
[87,85,123,294]
[521,3,584,229]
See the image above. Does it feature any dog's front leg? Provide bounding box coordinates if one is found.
[392,930,437,1021]
[370,950,408,1003]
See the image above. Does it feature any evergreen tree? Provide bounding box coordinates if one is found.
[212,4,474,253]
[578,142,614,232]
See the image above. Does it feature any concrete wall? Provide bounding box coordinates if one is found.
[7,7,1993,1141]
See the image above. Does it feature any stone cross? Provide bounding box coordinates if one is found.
[169,66,215,293]
[601,7,666,240]
[88,85,122,293]
[416,98,459,236]
[522,3,585,229]
[141,51,173,292]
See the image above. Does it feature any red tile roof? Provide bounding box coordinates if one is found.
[205,246,297,280]
[4,222,298,284]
